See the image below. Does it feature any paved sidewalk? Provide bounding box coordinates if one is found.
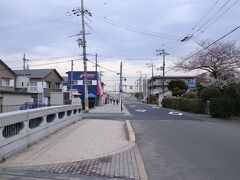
[89,103,131,115]
[1,120,134,166]
[0,119,142,179]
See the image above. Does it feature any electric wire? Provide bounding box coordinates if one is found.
[191,0,220,32]
[29,58,82,67]
[103,0,138,19]
[95,16,180,40]
[193,0,232,35]
[0,13,73,32]
[87,59,119,74]
[165,0,236,51]
[165,24,240,74]
[194,0,239,38]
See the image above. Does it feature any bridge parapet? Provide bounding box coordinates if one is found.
[0,104,82,161]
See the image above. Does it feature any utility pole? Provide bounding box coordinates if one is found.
[146,63,155,94]
[119,62,123,111]
[135,81,137,93]
[140,71,142,94]
[156,49,169,100]
[70,60,74,92]
[138,71,142,94]
[23,53,29,70]
[68,3,92,111]
[99,71,104,82]
[81,0,89,112]
[95,53,98,72]
[136,80,139,93]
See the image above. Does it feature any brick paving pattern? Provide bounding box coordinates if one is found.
[24,147,140,180]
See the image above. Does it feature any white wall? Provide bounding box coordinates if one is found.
[37,82,44,92]
[2,94,32,105]
[16,76,29,88]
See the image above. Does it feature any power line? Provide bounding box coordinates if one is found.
[193,0,233,35]
[194,0,239,38]
[90,22,137,57]
[87,59,118,74]
[166,24,240,74]
[29,58,82,67]
[191,0,220,32]
[94,16,180,40]
[166,0,235,51]
[4,55,83,63]
[103,0,138,19]
[0,14,73,33]
[165,1,221,50]
[90,0,115,10]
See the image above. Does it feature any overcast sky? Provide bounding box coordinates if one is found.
[0,0,240,90]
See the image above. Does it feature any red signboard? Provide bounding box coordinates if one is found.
[80,74,95,78]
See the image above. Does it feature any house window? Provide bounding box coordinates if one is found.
[46,81,51,88]
[55,83,61,89]
[69,80,78,85]
[29,81,38,92]
[83,80,92,85]
[2,78,10,86]
[30,81,37,87]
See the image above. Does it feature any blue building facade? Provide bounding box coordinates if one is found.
[66,71,101,102]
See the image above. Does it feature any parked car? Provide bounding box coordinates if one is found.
[19,102,42,110]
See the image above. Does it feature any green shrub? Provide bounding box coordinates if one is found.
[224,84,240,114]
[200,87,222,102]
[172,87,187,97]
[188,99,204,113]
[209,97,236,118]
[148,94,157,104]
[162,98,204,114]
[183,91,198,99]
[162,98,170,108]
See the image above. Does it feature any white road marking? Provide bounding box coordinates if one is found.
[168,112,183,116]
[129,105,137,108]
[152,106,159,109]
[136,109,147,112]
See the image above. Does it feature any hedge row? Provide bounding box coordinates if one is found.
[210,96,238,118]
[162,98,204,114]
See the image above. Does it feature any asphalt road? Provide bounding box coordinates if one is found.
[124,100,240,180]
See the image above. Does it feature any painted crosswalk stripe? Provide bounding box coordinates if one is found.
[168,112,183,116]
[136,109,146,112]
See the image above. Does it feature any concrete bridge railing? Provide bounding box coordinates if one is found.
[0,104,82,161]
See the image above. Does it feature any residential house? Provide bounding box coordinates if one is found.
[147,76,197,96]
[62,76,68,92]
[0,59,33,112]
[0,59,15,91]
[14,69,63,105]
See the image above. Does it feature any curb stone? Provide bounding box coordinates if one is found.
[122,104,132,116]
[125,120,135,142]
[125,120,149,180]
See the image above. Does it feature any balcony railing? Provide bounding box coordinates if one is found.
[28,86,38,92]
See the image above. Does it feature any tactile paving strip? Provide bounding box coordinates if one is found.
[24,147,140,180]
